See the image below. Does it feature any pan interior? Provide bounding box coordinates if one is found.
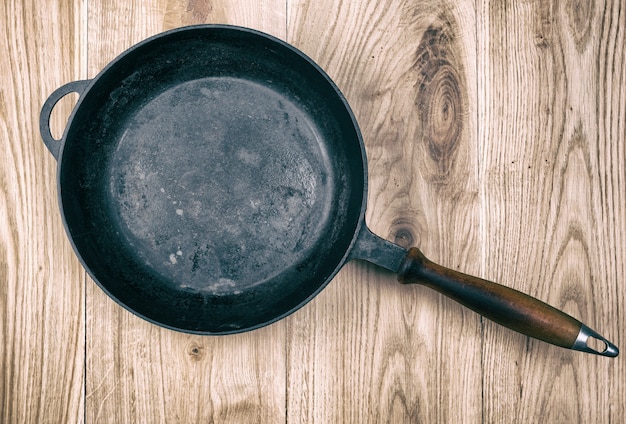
[59,27,366,333]
[110,76,333,293]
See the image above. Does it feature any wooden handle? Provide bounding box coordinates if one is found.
[398,248,618,356]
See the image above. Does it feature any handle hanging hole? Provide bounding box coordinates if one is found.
[586,336,608,354]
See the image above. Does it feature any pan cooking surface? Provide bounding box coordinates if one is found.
[109,77,335,293]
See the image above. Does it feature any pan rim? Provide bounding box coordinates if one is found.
[55,24,370,334]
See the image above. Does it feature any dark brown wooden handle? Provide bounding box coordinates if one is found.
[398,248,618,356]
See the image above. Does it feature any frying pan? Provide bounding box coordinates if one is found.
[40,25,617,356]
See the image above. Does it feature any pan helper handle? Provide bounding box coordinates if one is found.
[398,248,618,357]
[40,80,90,160]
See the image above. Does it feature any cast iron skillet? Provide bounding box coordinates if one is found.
[40,25,617,356]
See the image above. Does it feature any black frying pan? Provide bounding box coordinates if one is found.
[40,25,617,356]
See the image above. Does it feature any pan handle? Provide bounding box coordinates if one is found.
[40,80,90,160]
[398,248,619,357]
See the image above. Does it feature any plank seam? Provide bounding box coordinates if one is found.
[475,1,485,422]
[82,0,88,422]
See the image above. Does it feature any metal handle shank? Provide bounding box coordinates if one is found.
[398,248,618,357]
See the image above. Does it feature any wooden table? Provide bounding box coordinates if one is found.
[1,0,624,422]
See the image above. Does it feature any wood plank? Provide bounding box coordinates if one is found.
[84,1,288,423]
[478,0,625,421]
[0,0,85,423]
[286,0,482,422]
[3,0,623,422]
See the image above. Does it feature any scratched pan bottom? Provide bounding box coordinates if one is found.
[109,76,336,294]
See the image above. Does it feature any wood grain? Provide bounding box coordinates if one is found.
[287,1,482,422]
[84,1,288,423]
[0,0,85,423]
[1,0,624,423]
[478,0,625,422]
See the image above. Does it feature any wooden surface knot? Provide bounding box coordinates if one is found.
[164,0,220,28]
[389,215,426,249]
[186,0,212,21]
[413,21,465,183]
[564,0,594,51]
[186,341,206,361]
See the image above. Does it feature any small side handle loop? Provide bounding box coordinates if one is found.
[39,80,90,160]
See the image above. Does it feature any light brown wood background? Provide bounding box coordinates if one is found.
[1,0,624,422]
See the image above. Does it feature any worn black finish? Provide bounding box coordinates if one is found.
[42,25,394,333]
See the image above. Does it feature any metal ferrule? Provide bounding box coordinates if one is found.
[571,324,619,357]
